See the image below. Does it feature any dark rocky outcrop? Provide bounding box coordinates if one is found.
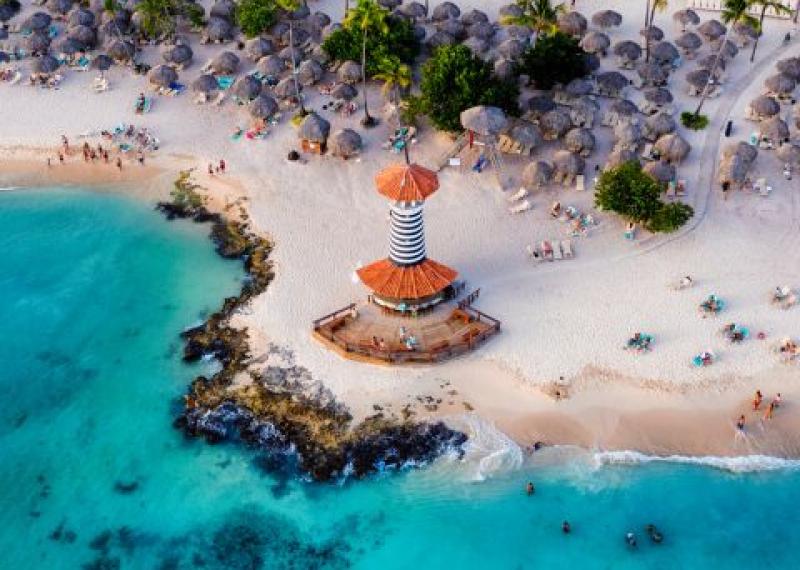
[158,172,466,482]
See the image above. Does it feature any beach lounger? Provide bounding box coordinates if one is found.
[509,200,532,214]
[575,175,585,192]
[676,180,687,197]
[561,240,573,258]
[666,181,676,198]
[540,241,554,261]
[552,241,564,260]
[641,143,655,161]
[507,187,528,202]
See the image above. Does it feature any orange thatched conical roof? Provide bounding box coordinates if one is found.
[375,163,439,202]
[357,258,458,301]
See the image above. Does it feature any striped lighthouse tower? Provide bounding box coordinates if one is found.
[357,163,458,312]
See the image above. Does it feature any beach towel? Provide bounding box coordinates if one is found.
[216,76,235,90]
[231,129,244,141]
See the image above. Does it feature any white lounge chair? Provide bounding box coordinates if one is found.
[508,187,529,202]
[509,199,532,214]
[553,241,564,260]
[561,240,573,258]
[575,174,585,192]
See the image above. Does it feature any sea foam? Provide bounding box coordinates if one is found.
[594,450,800,473]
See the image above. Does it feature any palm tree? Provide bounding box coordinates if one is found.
[500,0,565,35]
[748,0,793,62]
[694,0,752,116]
[276,0,307,115]
[345,0,389,127]
[373,55,411,104]
[644,0,668,62]
[135,0,178,39]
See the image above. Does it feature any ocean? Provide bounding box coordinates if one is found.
[1,186,799,569]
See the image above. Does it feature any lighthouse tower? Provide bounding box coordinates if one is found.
[357,163,458,312]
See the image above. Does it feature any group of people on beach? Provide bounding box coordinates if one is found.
[49,133,144,170]
[736,390,782,432]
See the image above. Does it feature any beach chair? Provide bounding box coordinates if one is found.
[641,143,655,161]
[666,180,676,198]
[754,177,766,194]
[552,241,564,260]
[561,240,573,258]
[676,180,687,197]
[759,183,772,197]
[540,240,554,261]
[575,175,585,192]
[507,187,528,202]
[509,200,532,214]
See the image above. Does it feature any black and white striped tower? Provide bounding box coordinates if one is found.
[388,200,425,266]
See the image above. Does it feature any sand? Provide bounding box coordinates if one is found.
[2,0,799,458]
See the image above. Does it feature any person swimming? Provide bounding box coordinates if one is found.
[626,532,637,548]
[645,524,663,544]
[526,482,535,496]
[562,521,571,534]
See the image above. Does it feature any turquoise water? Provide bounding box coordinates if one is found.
[1,187,800,569]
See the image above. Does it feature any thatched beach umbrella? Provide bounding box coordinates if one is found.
[640,25,664,42]
[655,133,691,163]
[508,120,543,150]
[498,38,525,59]
[643,112,677,140]
[564,127,596,156]
[698,20,726,42]
[25,12,52,31]
[206,17,235,42]
[299,112,331,143]
[399,1,427,20]
[605,148,639,169]
[463,36,488,55]
[192,74,219,95]
[331,82,358,101]
[651,41,679,66]
[257,55,285,77]
[108,39,135,63]
[494,58,516,81]
[696,53,726,73]
[54,37,83,56]
[273,77,296,99]
[47,0,73,14]
[718,40,738,60]
[558,11,587,37]
[0,3,20,23]
[613,40,642,66]
[540,109,572,140]
[297,59,323,86]
[439,18,466,41]
[461,9,489,26]
[91,54,113,71]
[249,94,278,119]
[721,141,758,164]
[210,0,236,20]
[522,160,554,189]
[460,105,508,137]
[427,30,457,48]
[686,68,711,92]
[68,24,96,49]
[776,57,800,81]
[527,95,555,118]
[614,121,643,150]
[776,144,800,166]
[673,9,700,29]
[733,22,758,42]
[467,21,495,41]
[502,24,531,41]
[596,71,629,97]
[636,61,669,87]
[643,160,676,184]
[232,75,262,101]
[338,60,362,84]
[717,155,748,186]
[26,33,51,55]
[580,31,610,55]
[565,77,593,97]
[432,2,461,22]
[211,51,240,75]
[553,150,586,179]
[279,46,305,66]
[34,55,60,74]
[570,96,599,128]
[246,37,275,62]
[676,31,702,53]
[310,45,331,66]
[69,7,95,28]
[149,65,178,88]
[748,95,780,120]
[607,98,639,121]
[592,10,622,29]
[0,51,10,64]
[643,86,674,105]
[330,128,363,158]
[163,44,193,67]
[764,73,797,98]
[759,116,790,144]
[310,11,332,30]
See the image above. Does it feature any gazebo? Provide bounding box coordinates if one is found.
[356,163,458,313]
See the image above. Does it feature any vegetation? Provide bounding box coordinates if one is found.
[518,32,588,90]
[170,171,206,212]
[236,0,277,38]
[644,0,667,62]
[680,111,709,130]
[276,0,306,115]
[134,0,203,39]
[413,44,519,132]
[595,161,693,233]
[373,55,412,104]
[500,0,565,33]
[322,8,418,75]
[747,0,793,62]
[346,0,390,126]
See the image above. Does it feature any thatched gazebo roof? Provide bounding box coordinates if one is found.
[427,30,457,48]
[508,121,543,149]
[655,133,691,162]
[592,10,622,28]
[596,71,629,96]
[565,77,593,97]
[540,109,572,140]
[232,75,262,101]
[26,32,51,55]
[643,160,676,184]
[432,2,461,21]
[527,94,555,118]
[192,74,219,94]
[439,18,466,40]
[298,112,331,143]
[564,127,596,155]
[69,8,95,28]
[246,37,275,62]
[399,1,428,19]
[640,25,664,42]
[330,128,363,158]
[25,12,52,31]
[91,54,113,71]
[614,121,643,148]
[613,40,642,63]
[764,73,797,97]
[673,9,700,28]
[643,113,677,140]
[68,25,96,49]
[257,55,284,77]
[498,38,525,59]
[580,31,610,55]
[522,160,554,189]
[273,77,296,99]
[210,51,240,75]
[721,141,758,164]
[686,68,711,90]
[718,155,748,185]
[337,60,362,84]
[54,37,83,56]
[463,36,488,55]
[558,11,588,37]
[608,98,639,119]
[758,116,790,143]
[748,95,780,119]
[460,105,508,137]
[108,39,135,62]
[149,65,178,87]
[461,9,489,26]
[249,94,278,119]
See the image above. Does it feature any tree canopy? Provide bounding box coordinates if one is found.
[595,160,693,233]
[236,0,277,38]
[414,44,519,132]
[518,31,589,90]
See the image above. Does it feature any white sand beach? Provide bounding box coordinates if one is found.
[2,0,799,456]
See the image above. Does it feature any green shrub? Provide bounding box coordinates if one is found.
[236,0,276,38]
[417,44,520,132]
[680,111,709,130]
[322,14,419,75]
[518,32,588,90]
[595,160,693,233]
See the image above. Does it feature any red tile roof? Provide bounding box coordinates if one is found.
[374,163,439,202]
[357,258,458,300]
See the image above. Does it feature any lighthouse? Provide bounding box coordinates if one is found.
[357,163,458,312]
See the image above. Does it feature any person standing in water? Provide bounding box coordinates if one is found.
[526,482,535,496]
[562,521,571,534]
[764,401,775,421]
[736,414,746,432]
[753,390,763,410]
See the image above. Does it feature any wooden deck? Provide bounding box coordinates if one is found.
[312,300,501,365]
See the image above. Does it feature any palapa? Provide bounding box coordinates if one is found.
[246,37,275,62]
[643,113,677,140]
[257,55,285,77]
[764,73,797,97]
[758,116,789,144]
[232,75,262,101]
[331,83,358,101]
[210,51,240,75]
[592,10,622,28]
[399,1,427,19]
[614,121,643,150]
[69,8,95,28]
[499,4,523,21]
[596,71,629,97]
[640,25,664,42]
[526,94,556,118]
[776,57,800,81]
[278,46,305,66]
[508,121,543,150]
[558,11,587,37]
[776,144,800,166]
[378,0,401,8]
[297,59,324,86]
[580,31,610,55]
[494,58,515,81]
[570,96,599,128]
[432,2,461,22]
[564,78,593,97]
[539,109,572,140]
[463,36,489,55]
[107,39,135,62]
[643,86,673,105]
[439,19,466,41]
[698,20,726,41]
[498,38,525,59]
[26,33,51,55]
[330,129,363,158]
[273,77,296,99]
[721,141,757,164]
[68,25,96,49]
[337,60,362,84]
[502,24,531,41]
[298,112,331,143]
[310,11,332,30]
[650,41,679,66]
[163,44,193,66]
[460,105,508,137]
[673,9,700,29]
[34,55,60,74]
[553,150,586,180]
[521,160,554,189]
[467,21,495,41]
[655,133,691,163]
[636,61,669,86]
[717,155,748,186]
[25,12,52,31]
[210,0,236,20]
[249,94,278,119]
[676,31,702,52]
[47,0,72,14]
[427,30,457,48]
[605,148,639,169]
[643,160,676,184]
[605,99,639,124]
[748,95,780,119]
[148,65,178,88]
[91,54,113,71]
[192,74,219,94]
[206,17,235,42]
[461,9,489,26]
[686,68,711,90]
[564,127,596,156]
[733,22,758,41]
[696,54,726,73]
[54,37,83,56]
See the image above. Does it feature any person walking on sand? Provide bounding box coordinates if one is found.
[58,152,64,164]
[764,401,775,421]
[773,393,782,408]
[61,135,69,153]
[219,159,226,174]
[753,390,763,410]
[208,163,215,176]
[116,157,122,171]
[736,414,746,432]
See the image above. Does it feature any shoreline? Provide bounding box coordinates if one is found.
[2,157,799,464]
